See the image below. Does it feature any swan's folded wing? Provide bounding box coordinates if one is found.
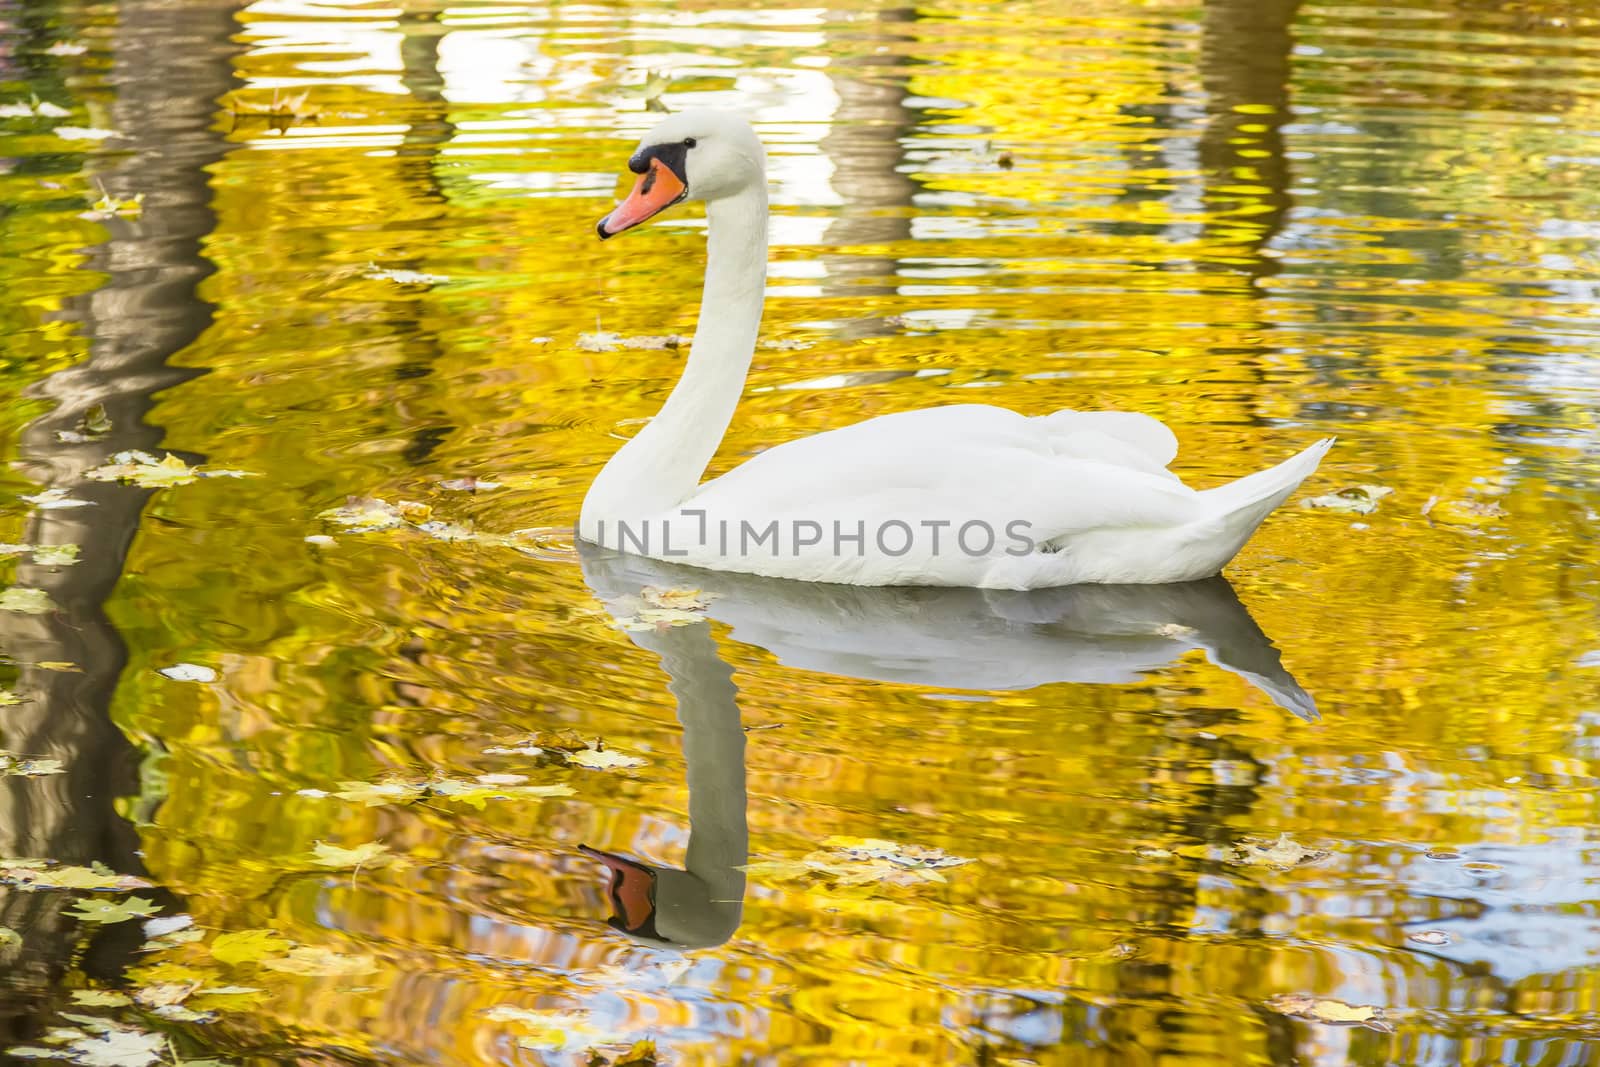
[686,405,1203,539]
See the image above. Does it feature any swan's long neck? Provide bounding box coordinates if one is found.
[583,184,768,527]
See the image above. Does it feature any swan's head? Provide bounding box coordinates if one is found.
[596,109,765,239]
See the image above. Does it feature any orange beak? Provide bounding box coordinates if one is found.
[597,158,687,239]
[580,844,661,937]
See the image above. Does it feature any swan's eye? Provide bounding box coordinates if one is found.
[683,137,697,149]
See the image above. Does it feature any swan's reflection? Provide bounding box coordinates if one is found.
[577,544,1316,948]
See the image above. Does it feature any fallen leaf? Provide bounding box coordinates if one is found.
[54,126,116,140]
[0,753,64,777]
[0,97,71,118]
[63,897,162,924]
[1300,485,1392,515]
[0,926,19,949]
[566,746,646,771]
[309,840,396,869]
[225,88,315,118]
[0,588,53,614]
[0,690,21,706]
[363,264,447,286]
[134,980,199,1007]
[484,1006,600,1050]
[641,586,717,611]
[142,915,194,939]
[1407,930,1450,946]
[425,777,575,808]
[85,451,196,488]
[78,190,143,222]
[208,928,293,966]
[438,476,502,492]
[157,663,216,683]
[588,1038,659,1066]
[149,1004,217,1023]
[1424,497,1508,525]
[0,861,150,892]
[1265,993,1393,1031]
[577,331,622,352]
[7,1047,72,1060]
[1231,833,1329,869]
[741,837,974,887]
[31,544,79,567]
[319,497,407,531]
[758,338,813,351]
[332,778,427,806]
[19,489,93,509]
[69,991,132,1007]
[34,662,79,672]
[261,946,378,976]
[45,41,86,56]
[66,1027,167,1067]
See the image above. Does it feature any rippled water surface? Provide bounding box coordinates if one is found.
[3,0,1600,1063]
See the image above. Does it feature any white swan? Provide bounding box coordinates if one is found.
[582,110,1332,589]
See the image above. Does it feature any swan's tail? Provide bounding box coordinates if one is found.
[1190,437,1335,570]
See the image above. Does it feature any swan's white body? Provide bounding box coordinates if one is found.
[581,111,1331,590]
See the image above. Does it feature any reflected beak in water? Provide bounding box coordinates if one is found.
[579,844,664,939]
[596,156,687,239]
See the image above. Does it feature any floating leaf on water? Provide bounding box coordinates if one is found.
[424,777,575,808]
[483,742,543,757]
[620,334,687,350]
[0,861,151,892]
[20,489,93,510]
[7,1048,72,1060]
[566,745,646,771]
[69,991,132,1007]
[32,544,80,567]
[0,752,65,777]
[225,88,315,118]
[45,41,87,56]
[261,946,378,976]
[35,662,80,672]
[438,476,502,492]
[1134,845,1175,860]
[295,787,329,798]
[1300,485,1392,515]
[1424,497,1508,525]
[63,896,162,924]
[362,264,448,286]
[332,778,427,806]
[0,97,71,118]
[142,915,194,939]
[587,1038,659,1066]
[0,690,22,706]
[135,980,200,1008]
[85,451,198,488]
[1231,833,1329,869]
[575,959,691,991]
[742,837,975,887]
[157,663,217,683]
[318,497,404,531]
[0,588,54,614]
[1265,993,1393,1032]
[0,926,19,948]
[309,841,396,869]
[78,190,143,222]
[758,337,813,351]
[643,586,717,611]
[53,126,118,141]
[484,1006,600,1050]
[208,929,293,966]
[149,1004,217,1023]
[1407,929,1450,946]
[577,331,622,352]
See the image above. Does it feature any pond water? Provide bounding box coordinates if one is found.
[2,0,1600,1063]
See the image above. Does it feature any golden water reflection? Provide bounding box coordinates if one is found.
[1,0,1599,1063]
